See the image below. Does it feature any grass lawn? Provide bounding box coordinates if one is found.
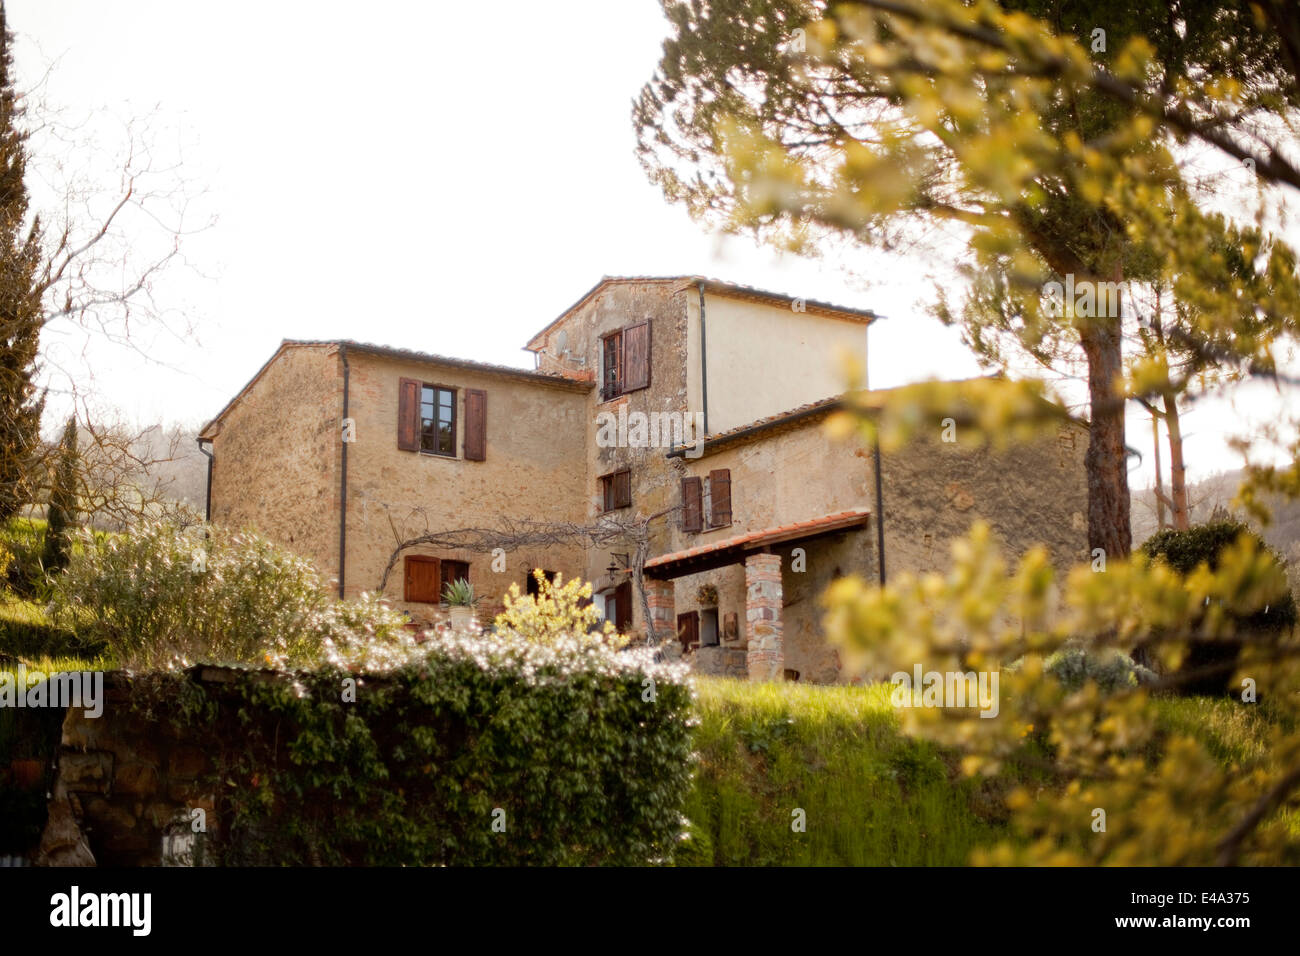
[680,677,1006,865]
[681,676,1293,866]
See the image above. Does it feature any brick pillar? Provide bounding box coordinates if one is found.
[745,552,783,681]
[643,576,676,646]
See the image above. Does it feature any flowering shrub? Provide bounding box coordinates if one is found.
[162,627,695,865]
[494,570,622,646]
[51,521,408,668]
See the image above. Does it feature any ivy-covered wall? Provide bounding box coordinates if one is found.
[37,644,694,866]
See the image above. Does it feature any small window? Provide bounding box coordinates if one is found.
[601,332,622,401]
[600,469,632,512]
[420,385,457,456]
[441,560,470,592]
[404,555,441,603]
[600,321,649,400]
[526,569,557,597]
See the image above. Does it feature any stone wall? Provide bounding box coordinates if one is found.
[531,279,695,632]
[206,343,594,626]
[206,344,341,582]
[340,350,591,621]
[37,672,219,867]
[664,410,1090,682]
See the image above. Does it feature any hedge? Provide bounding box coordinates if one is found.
[149,630,695,866]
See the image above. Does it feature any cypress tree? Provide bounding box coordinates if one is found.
[0,2,45,522]
[42,414,76,573]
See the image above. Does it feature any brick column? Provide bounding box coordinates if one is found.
[643,577,676,646]
[745,553,783,681]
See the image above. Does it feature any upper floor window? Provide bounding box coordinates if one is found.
[681,468,731,532]
[421,385,456,456]
[397,378,487,461]
[600,321,651,401]
[600,469,632,512]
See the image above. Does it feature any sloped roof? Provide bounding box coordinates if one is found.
[645,509,873,579]
[199,339,590,439]
[524,275,880,351]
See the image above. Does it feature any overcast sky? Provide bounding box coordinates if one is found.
[8,0,1297,492]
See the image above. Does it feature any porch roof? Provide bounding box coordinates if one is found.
[644,509,872,580]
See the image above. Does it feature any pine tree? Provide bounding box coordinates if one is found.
[41,414,76,573]
[0,2,45,522]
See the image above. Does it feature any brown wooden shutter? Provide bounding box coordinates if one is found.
[404,556,440,603]
[397,378,421,451]
[614,580,632,630]
[615,469,632,509]
[677,611,699,653]
[708,469,731,527]
[464,388,487,461]
[681,476,702,532]
[622,321,650,392]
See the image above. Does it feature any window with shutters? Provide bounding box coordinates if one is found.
[706,468,732,529]
[398,380,485,461]
[404,555,441,603]
[599,321,650,400]
[681,476,703,532]
[600,469,632,512]
[420,384,457,456]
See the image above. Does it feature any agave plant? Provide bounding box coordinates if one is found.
[442,577,476,607]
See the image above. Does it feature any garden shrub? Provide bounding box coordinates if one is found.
[494,570,620,644]
[1045,646,1155,694]
[147,628,694,866]
[51,521,409,668]
[1140,520,1298,695]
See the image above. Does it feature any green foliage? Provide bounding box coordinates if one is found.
[3,516,49,598]
[824,520,1300,865]
[1043,646,1155,694]
[441,576,475,607]
[145,631,694,866]
[50,520,408,669]
[0,7,46,524]
[0,594,92,660]
[41,417,78,575]
[493,571,619,645]
[681,678,1001,865]
[1141,521,1298,695]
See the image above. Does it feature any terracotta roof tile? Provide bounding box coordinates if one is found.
[645,509,872,571]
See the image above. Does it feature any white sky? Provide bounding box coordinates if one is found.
[8,0,1297,491]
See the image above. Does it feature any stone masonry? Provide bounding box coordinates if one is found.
[644,577,676,646]
[745,553,784,681]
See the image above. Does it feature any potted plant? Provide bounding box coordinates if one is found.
[696,582,719,607]
[443,578,478,628]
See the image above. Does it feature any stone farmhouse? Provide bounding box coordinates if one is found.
[199,276,1089,683]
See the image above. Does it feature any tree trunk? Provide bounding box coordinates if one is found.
[1152,412,1167,530]
[1163,391,1190,530]
[1078,317,1133,562]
